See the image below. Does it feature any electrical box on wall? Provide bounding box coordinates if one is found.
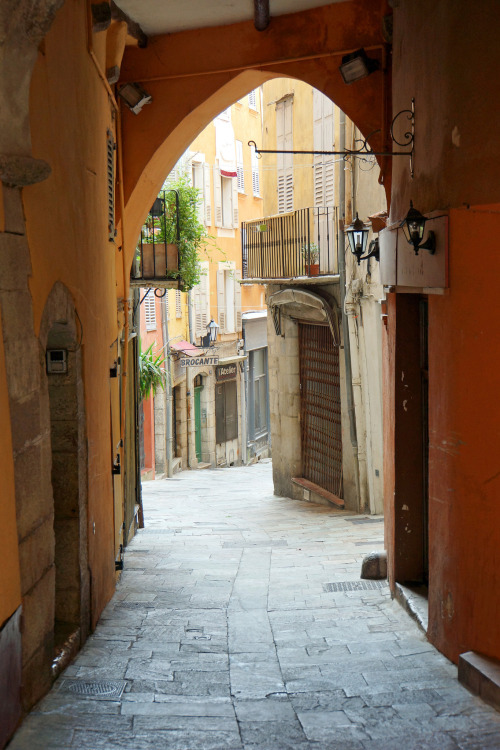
[46,349,68,374]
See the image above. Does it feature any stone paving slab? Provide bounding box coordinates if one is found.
[8,461,500,749]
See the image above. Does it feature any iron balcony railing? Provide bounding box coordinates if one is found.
[130,190,180,288]
[241,206,338,281]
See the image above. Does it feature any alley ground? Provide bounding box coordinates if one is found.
[8,462,500,749]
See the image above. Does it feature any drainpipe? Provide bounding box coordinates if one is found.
[337,112,361,506]
[161,295,173,477]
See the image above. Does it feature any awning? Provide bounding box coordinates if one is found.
[216,118,237,177]
[170,340,202,356]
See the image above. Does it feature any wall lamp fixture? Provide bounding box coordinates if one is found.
[201,319,219,348]
[400,201,436,255]
[345,213,380,265]
[118,82,152,114]
[339,48,380,85]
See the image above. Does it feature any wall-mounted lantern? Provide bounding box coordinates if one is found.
[400,201,436,255]
[201,319,219,348]
[339,48,380,85]
[345,213,380,265]
[118,82,152,115]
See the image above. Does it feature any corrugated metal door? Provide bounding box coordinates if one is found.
[299,323,342,497]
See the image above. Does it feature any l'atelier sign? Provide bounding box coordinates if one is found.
[180,355,219,367]
[216,363,237,381]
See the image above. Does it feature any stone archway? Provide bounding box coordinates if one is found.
[39,282,90,676]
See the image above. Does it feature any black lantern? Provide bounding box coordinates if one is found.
[346,213,380,265]
[339,48,380,85]
[401,201,436,255]
[202,319,219,347]
[150,197,164,217]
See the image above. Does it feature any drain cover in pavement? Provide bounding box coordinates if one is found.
[59,679,126,700]
[346,517,384,524]
[323,580,388,592]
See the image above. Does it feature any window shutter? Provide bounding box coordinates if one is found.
[232,177,239,228]
[248,89,257,110]
[144,294,156,330]
[251,145,260,196]
[313,89,324,206]
[200,262,210,333]
[213,166,222,227]
[277,97,293,214]
[175,290,182,318]
[193,283,202,337]
[236,140,245,193]
[217,269,226,332]
[106,130,116,241]
[204,163,212,226]
[234,270,242,332]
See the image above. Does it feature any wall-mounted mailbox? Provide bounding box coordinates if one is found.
[46,349,68,374]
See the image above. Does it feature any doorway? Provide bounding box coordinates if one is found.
[194,375,203,462]
[299,323,342,498]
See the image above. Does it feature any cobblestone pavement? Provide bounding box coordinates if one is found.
[9,462,500,749]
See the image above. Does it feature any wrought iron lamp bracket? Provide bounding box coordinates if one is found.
[354,237,380,266]
[248,98,416,177]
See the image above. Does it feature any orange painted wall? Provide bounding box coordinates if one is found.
[427,205,500,662]
[386,0,500,663]
[25,0,124,623]
[0,306,22,626]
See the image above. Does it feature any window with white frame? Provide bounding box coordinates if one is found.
[313,89,335,206]
[252,348,268,436]
[217,264,242,334]
[251,144,260,197]
[144,293,156,330]
[276,96,294,214]
[248,89,257,110]
[214,169,238,229]
[236,140,245,193]
[192,261,210,338]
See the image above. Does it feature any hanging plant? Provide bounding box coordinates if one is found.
[138,340,166,401]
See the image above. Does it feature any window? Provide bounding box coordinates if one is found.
[217,265,242,334]
[276,97,293,213]
[193,261,210,338]
[313,89,335,206]
[251,144,260,197]
[144,293,156,330]
[236,140,245,193]
[191,157,212,226]
[252,348,268,435]
[175,290,182,318]
[214,168,238,229]
[248,89,257,110]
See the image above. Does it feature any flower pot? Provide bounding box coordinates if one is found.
[306,263,320,277]
[142,243,178,278]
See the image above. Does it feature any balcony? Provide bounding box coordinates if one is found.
[241,207,338,282]
[130,191,180,289]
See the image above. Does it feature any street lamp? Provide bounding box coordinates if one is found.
[400,201,436,255]
[339,48,380,85]
[345,213,380,265]
[202,319,219,347]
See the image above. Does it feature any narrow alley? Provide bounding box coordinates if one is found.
[8,463,500,750]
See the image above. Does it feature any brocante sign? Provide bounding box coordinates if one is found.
[180,355,219,367]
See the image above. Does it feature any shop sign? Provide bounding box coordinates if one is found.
[216,363,237,381]
[180,355,219,367]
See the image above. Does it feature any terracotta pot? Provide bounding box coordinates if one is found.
[307,263,320,276]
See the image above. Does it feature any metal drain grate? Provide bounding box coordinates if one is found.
[59,679,127,700]
[323,580,388,592]
[222,540,288,549]
[346,517,384,525]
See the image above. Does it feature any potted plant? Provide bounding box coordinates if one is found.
[302,242,320,276]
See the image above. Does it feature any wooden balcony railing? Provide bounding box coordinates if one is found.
[241,206,338,281]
